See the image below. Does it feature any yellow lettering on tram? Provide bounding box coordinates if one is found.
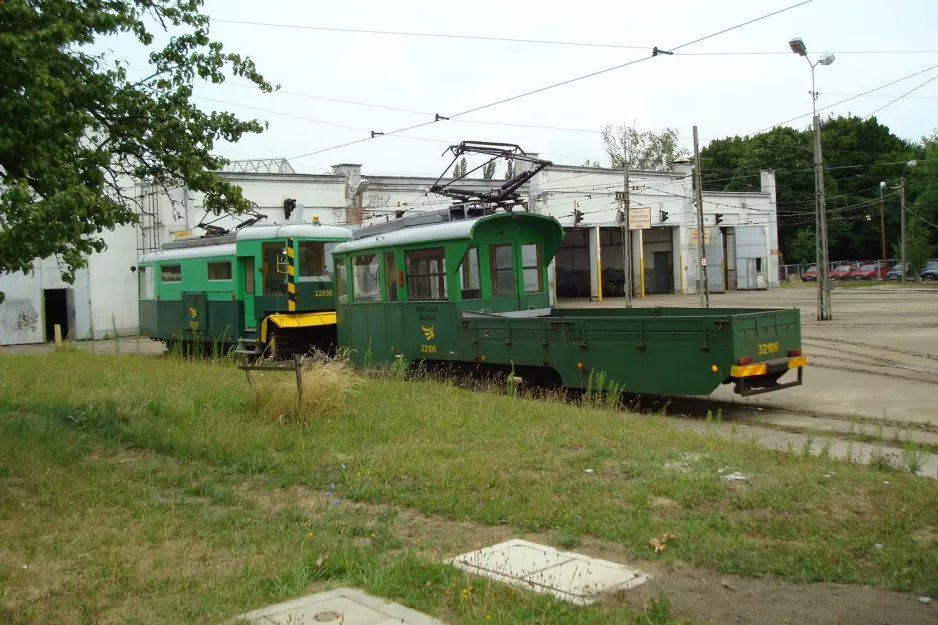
[757,342,780,355]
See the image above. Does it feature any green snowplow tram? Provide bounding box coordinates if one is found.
[332,209,807,397]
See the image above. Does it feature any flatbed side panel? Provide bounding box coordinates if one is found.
[461,313,736,396]
[730,309,802,364]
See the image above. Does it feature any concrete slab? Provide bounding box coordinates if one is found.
[445,539,650,605]
[233,587,443,625]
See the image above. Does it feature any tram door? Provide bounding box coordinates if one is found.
[240,256,256,328]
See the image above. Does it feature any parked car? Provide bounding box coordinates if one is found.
[854,263,887,280]
[922,261,938,281]
[830,263,860,280]
[802,265,818,281]
[886,262,913,280]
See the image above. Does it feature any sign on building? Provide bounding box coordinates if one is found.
[628,207,652,230]
[689,227,711,246]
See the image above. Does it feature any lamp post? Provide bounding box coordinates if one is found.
[790,38,834,321]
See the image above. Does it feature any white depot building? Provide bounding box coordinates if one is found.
[0,156,779,345]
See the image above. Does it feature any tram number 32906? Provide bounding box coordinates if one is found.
[757,342,780,355]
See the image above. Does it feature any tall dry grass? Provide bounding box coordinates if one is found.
[247,355,361,423]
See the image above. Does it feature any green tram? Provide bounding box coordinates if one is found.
[332,208,807,397]
[137,223,352,355]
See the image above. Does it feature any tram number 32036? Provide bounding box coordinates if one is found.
[420,344,438,354]
[314,289,334,297]
[757,342,780,355]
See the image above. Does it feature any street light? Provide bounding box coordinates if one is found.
[790,37,835,321]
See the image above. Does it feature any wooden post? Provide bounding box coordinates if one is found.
[294,354,304,408]
[54,324,62,346]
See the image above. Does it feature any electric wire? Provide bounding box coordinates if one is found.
[865,74,938,119]
[212,17,938,56]
[752,64,938,134]
[288,0,815,160]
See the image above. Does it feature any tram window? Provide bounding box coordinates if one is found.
[243,257,255,295]
[207,260,232,281]
[405,247,447,301]
[138,267,154,299]
[262,241,287,296]
[490,244,515,295]
[384,252,398,302]
[335,258,347,303]
[161,264,181,283]
[299,241,327,278]
[353,254,381,302]
[521,243,542,293]
[459,247,481,300]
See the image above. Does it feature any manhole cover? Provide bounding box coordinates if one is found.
[313,611,342,622]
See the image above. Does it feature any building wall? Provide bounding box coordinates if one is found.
[0,262,93,345]
[1,157,780,344]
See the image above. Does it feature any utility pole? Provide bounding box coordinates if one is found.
[791,38,833,320]
[900,177,907,284]
[879,181,888,277]
[693,126,709,308]
[813,112,832,320]
[622,161,632,308]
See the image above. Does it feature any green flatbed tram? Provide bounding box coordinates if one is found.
[137,223,351,356]
[332,208,808,397]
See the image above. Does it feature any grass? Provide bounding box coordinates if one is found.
[1,352,938,623]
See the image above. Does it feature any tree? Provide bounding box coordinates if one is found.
[600,125,689,171]
[699,116,928,263]
[787,229,816,266]
[504,160,514,180]
[893,217,935,275]
[482,160,496,180]
[451,157,468,179]
[0,0,272,289]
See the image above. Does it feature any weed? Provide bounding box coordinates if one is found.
[802,434,816,458]
[557,533,581,549]
[249,355,361,423]
[819,438,832,459]
[901,439,925,475]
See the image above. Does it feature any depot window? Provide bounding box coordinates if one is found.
[459,247,481,300]
[207,260,232,281]
[490,244,514,295]
[521,243,542,293]
[335,258,347,303]
[353,254,381,303]
[161,264,181,283]
[405,247,447,301]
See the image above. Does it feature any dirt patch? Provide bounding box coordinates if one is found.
[620,560,936,625]
[239,483,937,624]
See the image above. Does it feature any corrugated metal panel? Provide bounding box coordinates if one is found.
[735,226,767,290]
[705,230,724,293]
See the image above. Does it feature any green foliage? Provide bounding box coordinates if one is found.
[452,156,468,179]
[788,228,817,266]
[700,116,933,262]
[503,160,514,180]
[894,217,935,274]
[481,160,496,180]
[0,0,273,283]
[600,124,689,171]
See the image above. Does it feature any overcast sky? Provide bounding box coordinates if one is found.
[113,0,938,177]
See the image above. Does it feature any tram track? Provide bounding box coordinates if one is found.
[802,336,938,362]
